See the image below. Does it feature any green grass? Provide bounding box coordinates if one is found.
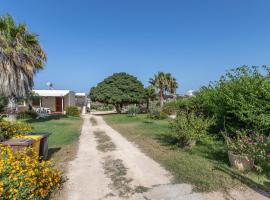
[104,114,270,193]
[24,115,82,148]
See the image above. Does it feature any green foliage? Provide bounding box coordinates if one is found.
[127,105,140,117]
[17,110,38,119]
[170,111,214,148]
[89,73,145,113]
[0,97,7,113]
[162,101,178,115]
[197,66,270,134]
[65,106,80,117]
[148,105,167,120]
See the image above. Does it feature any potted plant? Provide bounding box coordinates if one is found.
[224,131,270,171]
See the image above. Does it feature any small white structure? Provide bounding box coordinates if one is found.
[186,90,195,97]
[75,93,87,107]
[32,90,76,113]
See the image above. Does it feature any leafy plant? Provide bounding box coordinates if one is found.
[127,105,140,117]
[0,146,61,199]
[170,111,213,148]
[65,106,80,117]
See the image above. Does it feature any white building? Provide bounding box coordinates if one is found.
[32,90,77,113]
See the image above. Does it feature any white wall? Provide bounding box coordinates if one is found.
[64,92,75,110]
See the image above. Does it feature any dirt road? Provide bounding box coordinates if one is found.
[62,114,269,200]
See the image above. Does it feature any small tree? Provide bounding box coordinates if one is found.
[89,73,145,113]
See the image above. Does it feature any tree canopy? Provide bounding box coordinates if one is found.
[89,73,145,112]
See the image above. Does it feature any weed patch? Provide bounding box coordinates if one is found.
[94,131,116,152]
[90,117,98,126]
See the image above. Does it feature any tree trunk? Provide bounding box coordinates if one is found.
[8,96,17,121]
[115,104,122,113]
[160,90,164,108]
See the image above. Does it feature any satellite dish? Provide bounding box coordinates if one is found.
[46,82,54,89]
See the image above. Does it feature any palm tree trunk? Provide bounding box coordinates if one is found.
[160,90,164,108]
[8,96,17,121]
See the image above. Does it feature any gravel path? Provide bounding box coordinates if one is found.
[63,114,270,200]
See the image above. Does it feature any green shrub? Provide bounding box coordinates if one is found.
[162,101,177,115]
[17,110,38,119]
[65,106,80,117]
[198,66,270,135]
[170,111,213,148]
[127,105,140,117]
[148,105,167,120]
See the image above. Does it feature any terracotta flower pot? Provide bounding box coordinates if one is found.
[228,151,254,171]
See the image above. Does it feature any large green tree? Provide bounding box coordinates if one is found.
[89,73,145,113]
[0,14,46,119]
[149,72,178,107]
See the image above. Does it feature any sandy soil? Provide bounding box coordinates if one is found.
[61,114,270,200]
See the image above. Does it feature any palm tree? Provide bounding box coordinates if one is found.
[0,14,47,119]
[166,74,178,100]
[149,72,168,107]
[149,72,178,107]
[144,86,156,112]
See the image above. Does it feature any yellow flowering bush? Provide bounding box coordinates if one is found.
[0,146,62,199]
[0,121,32,140]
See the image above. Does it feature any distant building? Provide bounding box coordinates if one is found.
[186,90,195,97]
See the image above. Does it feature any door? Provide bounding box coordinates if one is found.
[55,97,63,112]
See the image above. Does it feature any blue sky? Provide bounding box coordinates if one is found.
[1,0,270,94]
